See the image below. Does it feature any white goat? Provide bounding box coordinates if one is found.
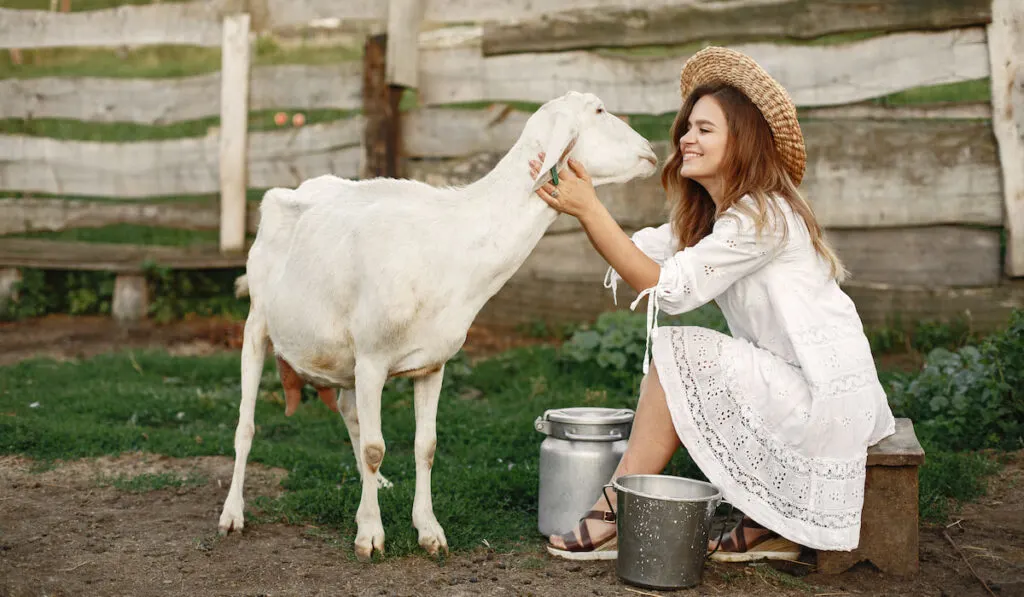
[218,91,658,560]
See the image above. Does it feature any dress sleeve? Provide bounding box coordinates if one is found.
[604,223,675,305]
[652,211,783,315]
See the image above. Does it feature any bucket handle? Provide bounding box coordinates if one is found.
[599,484,617,523]
[706,500,735,561]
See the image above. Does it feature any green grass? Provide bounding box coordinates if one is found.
[1,0,179,10]
[98,471,208,492]
[0,347,674,556]
[0,309,1004,556]
[13,224,220,246]
[0,109,356,141]
[0,38,360,80]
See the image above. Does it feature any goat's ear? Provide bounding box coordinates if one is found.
[532,111,579,191]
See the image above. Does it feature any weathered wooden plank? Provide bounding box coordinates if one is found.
[0,238,248,272]
[419,27,991,112]
[867,418,925,467]
[219,13,251,254]
[802,102,992,121]
[363,35,403,179]
[482,0,992,55]
[0,64,363,124]
[403,116,1003,229]
[0,197,262,236]
[800,119,1003,229]
[0,119,363,198]
[842,280,1024,331]
[475,273,1024,332]
[0,1,244,49]
[828,227,1001,287]
[988,0,1024,277]
[506,226,1001,288]
[385,0,424,89]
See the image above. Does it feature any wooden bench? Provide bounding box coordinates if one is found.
[816,417,926,576]
[0,238,247,323]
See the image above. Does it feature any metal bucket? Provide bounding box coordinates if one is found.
[607,474,723,590]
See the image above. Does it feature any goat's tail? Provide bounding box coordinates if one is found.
[234,274,250,298]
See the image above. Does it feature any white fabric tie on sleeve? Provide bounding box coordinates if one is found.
[630,285,660,375]
[603,267,619,306]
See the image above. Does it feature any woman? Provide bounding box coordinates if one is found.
[533,47,896,562]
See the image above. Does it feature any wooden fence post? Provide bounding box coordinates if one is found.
[988,0,1024,277]
[219,13,251,254]
[361,0,423,179]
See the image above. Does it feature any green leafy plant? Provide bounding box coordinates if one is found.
[559,304,729,389]
[887,309,1023,452]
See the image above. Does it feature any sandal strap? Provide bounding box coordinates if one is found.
[581,509,616,523]
[557,510,616,552]
[719,516,747,552]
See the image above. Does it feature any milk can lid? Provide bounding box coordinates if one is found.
[543,407,634,426]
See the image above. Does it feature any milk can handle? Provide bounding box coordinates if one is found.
[564,430,623,441]
[706,500,734,561]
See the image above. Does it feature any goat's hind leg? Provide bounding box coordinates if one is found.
[338,388,393,489]
[218,306,268,534]
[353,360,388,561]
[412,366,448,556]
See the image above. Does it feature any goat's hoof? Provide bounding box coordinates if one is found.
[354,526,385,562]
[417,522,448,557]
[217,508,245,535]
[376,474,393,490]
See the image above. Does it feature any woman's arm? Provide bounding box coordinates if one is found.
[578,202,661,293]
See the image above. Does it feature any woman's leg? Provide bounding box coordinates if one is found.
[548,362,680,549]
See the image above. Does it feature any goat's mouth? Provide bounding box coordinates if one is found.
[642,155,658,167]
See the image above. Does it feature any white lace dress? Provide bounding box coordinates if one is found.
[606,197,896,551]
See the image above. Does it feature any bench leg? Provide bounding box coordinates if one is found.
[817,464,920,576]
[112,274,149,323]
[0,268,22,313]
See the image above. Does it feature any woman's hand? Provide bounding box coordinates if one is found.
[528,153,601,220]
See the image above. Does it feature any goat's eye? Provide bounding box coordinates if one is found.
[596,107,604,114]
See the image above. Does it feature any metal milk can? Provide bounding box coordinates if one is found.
[535,407,634,537]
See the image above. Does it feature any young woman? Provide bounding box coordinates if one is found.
[532,47,897,562]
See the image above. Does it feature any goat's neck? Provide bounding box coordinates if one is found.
[458,142,560,281]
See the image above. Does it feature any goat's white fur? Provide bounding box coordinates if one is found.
[217,91,658,560]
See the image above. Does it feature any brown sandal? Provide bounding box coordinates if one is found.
[708,516,801,563]
[545,510,618,561]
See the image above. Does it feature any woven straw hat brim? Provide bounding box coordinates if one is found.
[679,46,806,186]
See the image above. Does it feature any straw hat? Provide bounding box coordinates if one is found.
[679,46,806,186]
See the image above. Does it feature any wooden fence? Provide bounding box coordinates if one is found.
[1,0,1022,329]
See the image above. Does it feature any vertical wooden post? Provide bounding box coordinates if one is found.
[219,13,251,254]
[361,34,403,179]
[361,0,423,180]
[385,0,424,89]
[988,0,1024,277]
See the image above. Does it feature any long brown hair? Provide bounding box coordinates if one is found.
[660,83,846,281]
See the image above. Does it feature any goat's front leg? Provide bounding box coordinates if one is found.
[218,307,268,534]
[412,366,448,556]
[338,388,393,489]
[353,360,388,561]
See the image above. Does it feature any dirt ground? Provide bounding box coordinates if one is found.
[1,316,1023,597]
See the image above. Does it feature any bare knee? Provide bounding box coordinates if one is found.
[363,443,385,474]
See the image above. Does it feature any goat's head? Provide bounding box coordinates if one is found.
[526,91,658,192]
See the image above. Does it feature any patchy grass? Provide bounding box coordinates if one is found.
[0,109,358,141]
[0,308,1006,556]
[12,224,220,246]
[0,347,666,556]
[98,471,207,492]
[0,40,361,80]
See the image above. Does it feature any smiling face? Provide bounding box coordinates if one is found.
[677,95,729,186]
